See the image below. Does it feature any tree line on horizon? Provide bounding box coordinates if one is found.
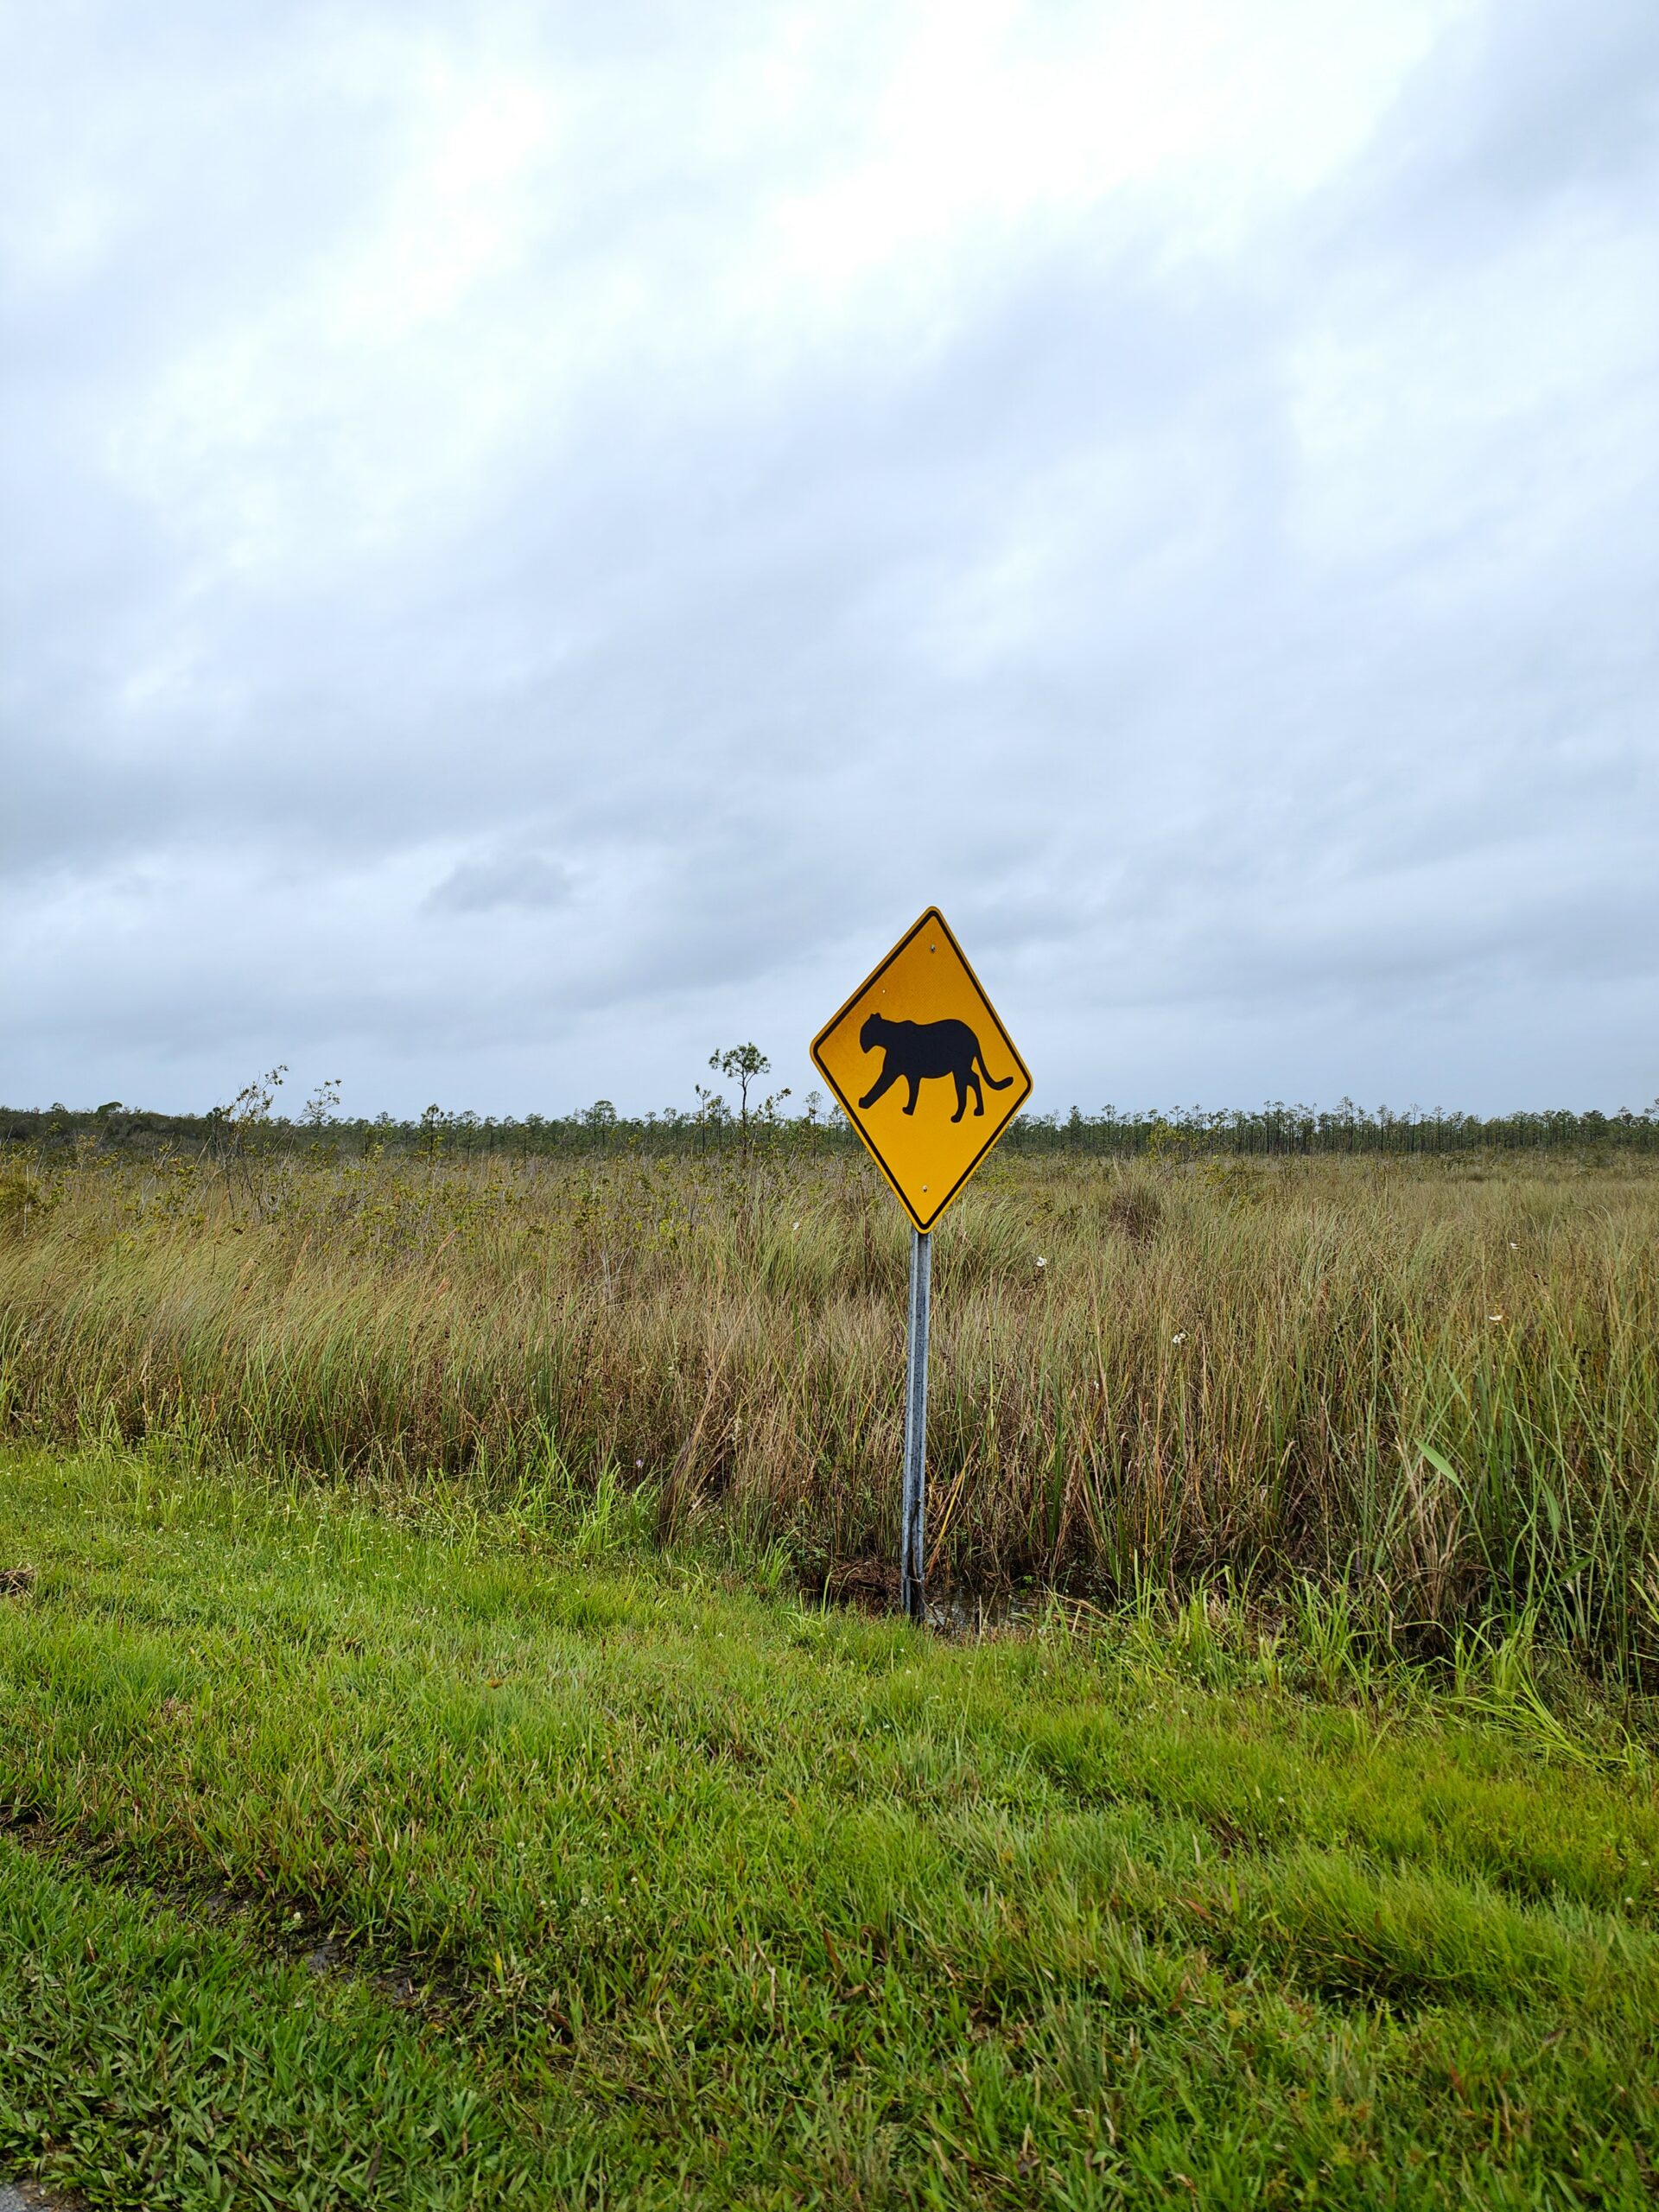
[6,1074,1659,1163]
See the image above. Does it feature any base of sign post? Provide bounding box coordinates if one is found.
[901,1228,931,1624]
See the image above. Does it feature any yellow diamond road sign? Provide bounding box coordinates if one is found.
[811,906,1033,1232]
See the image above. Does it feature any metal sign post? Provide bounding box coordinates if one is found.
[900,1227,931,1623]
[810,906,1030,1626]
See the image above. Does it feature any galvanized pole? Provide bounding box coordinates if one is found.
[900,1227,931,1624]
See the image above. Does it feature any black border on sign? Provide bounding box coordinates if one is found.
[809,905,1033,1233]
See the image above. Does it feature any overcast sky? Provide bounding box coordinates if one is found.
[4,0,1656,1122]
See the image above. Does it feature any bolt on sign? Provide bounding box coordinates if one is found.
[810,906,1032,1233]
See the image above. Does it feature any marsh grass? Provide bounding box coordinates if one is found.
[3,1144,1657,1677]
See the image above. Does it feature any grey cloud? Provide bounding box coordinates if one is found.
[1382,0,1659,219]
[425,851,574,914]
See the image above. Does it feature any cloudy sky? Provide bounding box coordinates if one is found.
[4,0,1656,1122]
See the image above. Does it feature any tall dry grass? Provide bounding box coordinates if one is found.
[3,1143,1657,1669]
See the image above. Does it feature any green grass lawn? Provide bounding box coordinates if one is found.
[2,1446,1656,2209]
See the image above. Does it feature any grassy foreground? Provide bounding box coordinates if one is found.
[4,1148,1659,1674]
[3,1446,1659,2207]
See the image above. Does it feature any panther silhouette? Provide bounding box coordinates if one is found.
[857,1012,1014,1123]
